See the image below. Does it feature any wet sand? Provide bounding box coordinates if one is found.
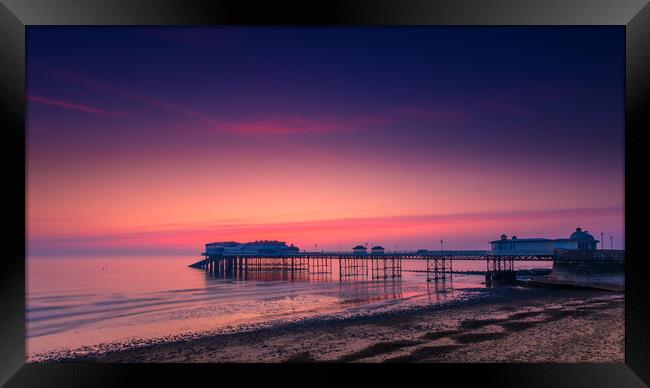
[55,285,624,363]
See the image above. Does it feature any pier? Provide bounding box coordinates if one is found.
[189,250,554,283]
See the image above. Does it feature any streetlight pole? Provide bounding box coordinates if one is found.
[601,232,604,250]
[610,235,613,250]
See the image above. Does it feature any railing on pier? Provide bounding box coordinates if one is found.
[340,279,404,303]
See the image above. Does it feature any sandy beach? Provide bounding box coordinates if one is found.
[56,285,623,363]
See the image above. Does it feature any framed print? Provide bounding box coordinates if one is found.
[1,0,649,386]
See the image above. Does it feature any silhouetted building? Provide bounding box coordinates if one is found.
[205,240,299,255]
[371,245,385,255]
[352,245,368,255]
[490,228,599,255]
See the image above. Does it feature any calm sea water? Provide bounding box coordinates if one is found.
[27,256,551,360]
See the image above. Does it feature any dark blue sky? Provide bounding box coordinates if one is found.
[27,26,624,161]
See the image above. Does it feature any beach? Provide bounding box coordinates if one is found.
[59,285,623,363]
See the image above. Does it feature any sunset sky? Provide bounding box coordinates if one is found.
[27,27,624,256]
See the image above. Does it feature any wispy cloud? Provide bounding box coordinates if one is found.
[222,117,347,135]
[27,95,127,117]
[217,105,469,136]
[30,65,471,137]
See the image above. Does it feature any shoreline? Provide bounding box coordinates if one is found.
[33,284,624,363]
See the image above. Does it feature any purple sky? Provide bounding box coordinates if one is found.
[26,27,625,255]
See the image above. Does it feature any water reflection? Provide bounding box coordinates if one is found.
[206,268,320,282]
[200,257,459,306]
[28,256,509,358]
[338,279,404,305]
[202,257,334,282]
[201,258,409,306]
[426,276,455,303]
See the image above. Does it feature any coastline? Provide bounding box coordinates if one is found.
[36,285,624,363]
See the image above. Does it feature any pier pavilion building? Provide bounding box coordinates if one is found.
[205,240,299,255]
[352,245,368,255]
[489,228,599,255]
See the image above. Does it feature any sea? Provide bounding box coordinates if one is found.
[27,256,551,360]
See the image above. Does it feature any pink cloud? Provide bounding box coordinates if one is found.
[32,65,475,136]
[31,65,476,138]
[30,66,216,124]
[27,95,126,116]
[30,66,331,136]
[223,117,346,135]
[219,105,468,136]
[347,105,469,129]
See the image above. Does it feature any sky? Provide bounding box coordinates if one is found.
[26,26,625,256]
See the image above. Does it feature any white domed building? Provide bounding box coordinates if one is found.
[489,228,599,255]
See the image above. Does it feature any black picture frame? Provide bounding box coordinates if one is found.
[1,1,648,386]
